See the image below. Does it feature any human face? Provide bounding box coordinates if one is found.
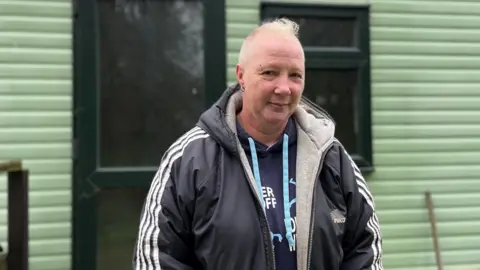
[236,33,305,128]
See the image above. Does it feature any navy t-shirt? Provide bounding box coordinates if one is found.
[236,118,297,270]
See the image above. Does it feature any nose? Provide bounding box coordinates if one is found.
[274,74,291,95]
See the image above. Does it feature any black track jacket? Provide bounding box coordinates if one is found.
[133,84,384,270]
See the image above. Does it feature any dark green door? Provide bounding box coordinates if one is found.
[72,0,225,269]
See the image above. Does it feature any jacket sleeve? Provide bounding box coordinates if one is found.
[132,149,200,270]
[337,144,384,270]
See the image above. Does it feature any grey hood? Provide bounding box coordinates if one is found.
[197,83,336,269]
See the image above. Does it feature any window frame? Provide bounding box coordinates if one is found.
[261,2,373,172]
[72,0,226,269]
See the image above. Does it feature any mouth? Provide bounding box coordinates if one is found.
[268,102,289,111]
[269,102,288,107]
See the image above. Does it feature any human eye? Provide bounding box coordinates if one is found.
[290,72,303,79]
[261,70,277,76]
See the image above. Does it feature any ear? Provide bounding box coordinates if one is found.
[236,64,244,89]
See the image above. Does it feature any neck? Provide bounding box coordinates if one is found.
[237,110,288,147]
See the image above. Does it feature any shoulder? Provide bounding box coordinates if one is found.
[322,139,361,190]
[323,139,376,208]
[323,139,350,176]
[161,126,220,185]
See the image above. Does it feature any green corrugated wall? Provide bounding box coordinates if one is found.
[0,1,72,270]
[369,1,480,269]
[227,0,480,269]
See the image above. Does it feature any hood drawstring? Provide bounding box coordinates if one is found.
[248,134,295,251]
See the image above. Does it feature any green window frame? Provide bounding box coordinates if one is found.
[72,0,226,269]
[261,3,373,172]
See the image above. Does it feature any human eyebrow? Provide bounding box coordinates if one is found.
[257,65,278,75]
[258,64,278,71]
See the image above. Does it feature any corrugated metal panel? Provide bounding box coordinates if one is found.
[369,0,480,269]
[0,0,72,269]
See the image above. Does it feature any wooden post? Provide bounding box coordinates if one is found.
[425,191,443,270]
[0,160,29,270]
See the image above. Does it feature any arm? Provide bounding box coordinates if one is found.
[337,145,384,270]
[133,152,199,270]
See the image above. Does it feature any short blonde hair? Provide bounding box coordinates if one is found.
[238,18,300,65]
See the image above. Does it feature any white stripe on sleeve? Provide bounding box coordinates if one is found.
[135,126,209,270]
[341,147,384,270]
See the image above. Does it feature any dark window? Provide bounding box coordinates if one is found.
[303,68,358,152]
[261,3,373,171]
[73,0,225,269]
[98,0,206,167]
[289,16,356,48]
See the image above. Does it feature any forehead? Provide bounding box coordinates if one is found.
[247,33,304,68]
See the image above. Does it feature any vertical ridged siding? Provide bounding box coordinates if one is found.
[369,0,480,269]
[0,1,72,270]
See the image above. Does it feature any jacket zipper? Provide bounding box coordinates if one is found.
[241,166,276,270]
[306,143,334,270]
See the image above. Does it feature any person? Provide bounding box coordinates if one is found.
[133,18,383,270]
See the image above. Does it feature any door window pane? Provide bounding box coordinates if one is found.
[289,16,356,47]
[97,188,148,270]
[303,69,358,152]
[98,0,205,167]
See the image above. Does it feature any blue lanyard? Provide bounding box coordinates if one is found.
[248,134,295,251]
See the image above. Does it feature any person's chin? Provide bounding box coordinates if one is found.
[263,112,290,126]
